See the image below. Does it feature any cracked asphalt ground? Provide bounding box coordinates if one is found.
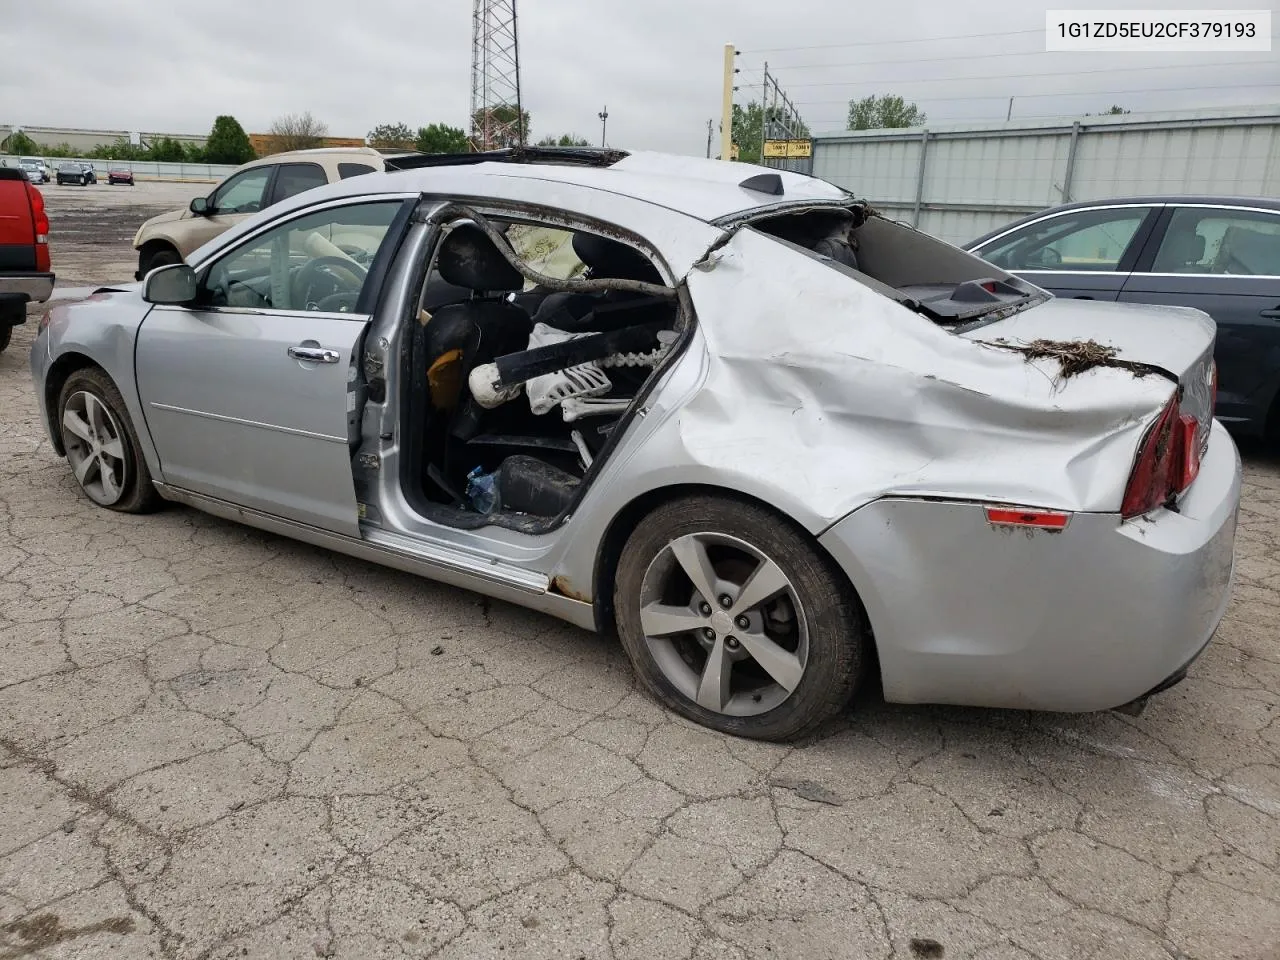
[3,184,1280,960]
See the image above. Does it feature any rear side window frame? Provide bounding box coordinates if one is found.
[338,162,378,180]
[268,162,329,206]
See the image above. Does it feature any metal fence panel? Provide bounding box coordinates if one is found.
[811,108,1280,245]
[2,156,237,183]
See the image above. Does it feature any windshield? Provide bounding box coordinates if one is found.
[58,163,79,172]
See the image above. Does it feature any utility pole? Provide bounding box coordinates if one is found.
[761,61,771,165]
[598,106,609,147]
[1006,97,1014,121]
[720,44,736,161]
[706,118,713,158]
[470,0,523,150]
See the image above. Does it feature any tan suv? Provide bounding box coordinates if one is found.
[132,147,394,279]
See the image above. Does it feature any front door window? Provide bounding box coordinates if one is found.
[979,207,1153,271]
[200,201,403,313]
[209,168,272,216]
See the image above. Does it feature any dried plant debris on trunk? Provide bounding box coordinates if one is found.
[991,338,1161,380]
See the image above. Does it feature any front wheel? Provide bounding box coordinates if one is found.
[57,368,161,513]
[139,247,181,277]
[614,495,869,741]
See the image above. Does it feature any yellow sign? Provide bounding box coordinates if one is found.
[763,139,812,159]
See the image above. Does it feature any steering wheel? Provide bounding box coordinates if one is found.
[293,256,368,312]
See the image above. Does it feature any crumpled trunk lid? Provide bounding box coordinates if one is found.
[963,297,1217,457]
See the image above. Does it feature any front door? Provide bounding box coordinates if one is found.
[183,165,276,254]
[135,198,407,534]
[971,204,1160,300]
[1121,204,1280,431]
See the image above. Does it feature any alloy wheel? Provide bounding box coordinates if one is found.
[62,390,129,506]
[638,532,809,716]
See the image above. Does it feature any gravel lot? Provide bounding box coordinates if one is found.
[43,179,207,289]
[2,182,1279,960]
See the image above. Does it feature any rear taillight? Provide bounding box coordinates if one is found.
[1121,394,1201,519]
[1210,362,1218,409]
[1173,413,1201,491]
[27,185,50,273]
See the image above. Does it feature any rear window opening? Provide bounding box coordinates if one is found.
[749,204,1048,327]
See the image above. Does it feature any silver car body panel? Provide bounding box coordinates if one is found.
[819,419,1239,710]
[135,306,369,535]
[29,153,1243,713]
[33,290,164,478]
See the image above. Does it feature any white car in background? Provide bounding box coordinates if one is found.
[17,158,49,183]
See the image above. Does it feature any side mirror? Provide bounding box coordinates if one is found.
[142,263,198,305]
[189,196,210,216]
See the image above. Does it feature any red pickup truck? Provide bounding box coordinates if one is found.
[0,167,53,353]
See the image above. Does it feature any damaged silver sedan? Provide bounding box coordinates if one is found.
[29,150,1241,741]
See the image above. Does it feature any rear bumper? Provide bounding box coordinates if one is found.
[819,419,1242,712]
[0,272,55,307]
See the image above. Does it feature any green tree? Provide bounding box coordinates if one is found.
[729,101,808,163]
[368,122,417,149]
[415,123,471,154]
[847,94,925,131]
[537,134,591,147]
[471,105,530,148]
[204,115,255,164]
[1087,105,1130,116]
[2,130,40,155]
[88,139,148,161]
[147,137,187,162]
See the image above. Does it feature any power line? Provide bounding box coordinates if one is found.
[765,46,1275,72]
[793,79,1280,109]
[772,48,1066,72]
[804,103,1273,128]
[742,27,1043,54]
[770,58,1262,90]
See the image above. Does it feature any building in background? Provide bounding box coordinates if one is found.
[247,134,366,157]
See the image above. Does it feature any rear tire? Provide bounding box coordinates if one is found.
[614,495,868,741]
[57,368,162,514]
[0,323,11,354]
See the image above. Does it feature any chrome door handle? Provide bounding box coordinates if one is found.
[288,345,340,363]
[1260,308,1280,319]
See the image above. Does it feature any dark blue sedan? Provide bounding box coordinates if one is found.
[967,197,1280,440]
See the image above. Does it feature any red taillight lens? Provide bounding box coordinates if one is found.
[1121,395,1180,519]
[27,185,50,273]
[985,508,1070,529]
[1172,413,1201,491]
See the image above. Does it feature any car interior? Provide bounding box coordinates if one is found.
[1155,215,1280,275]
[401,215,680,531]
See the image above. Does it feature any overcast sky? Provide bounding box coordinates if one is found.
[3,0,1276,154]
